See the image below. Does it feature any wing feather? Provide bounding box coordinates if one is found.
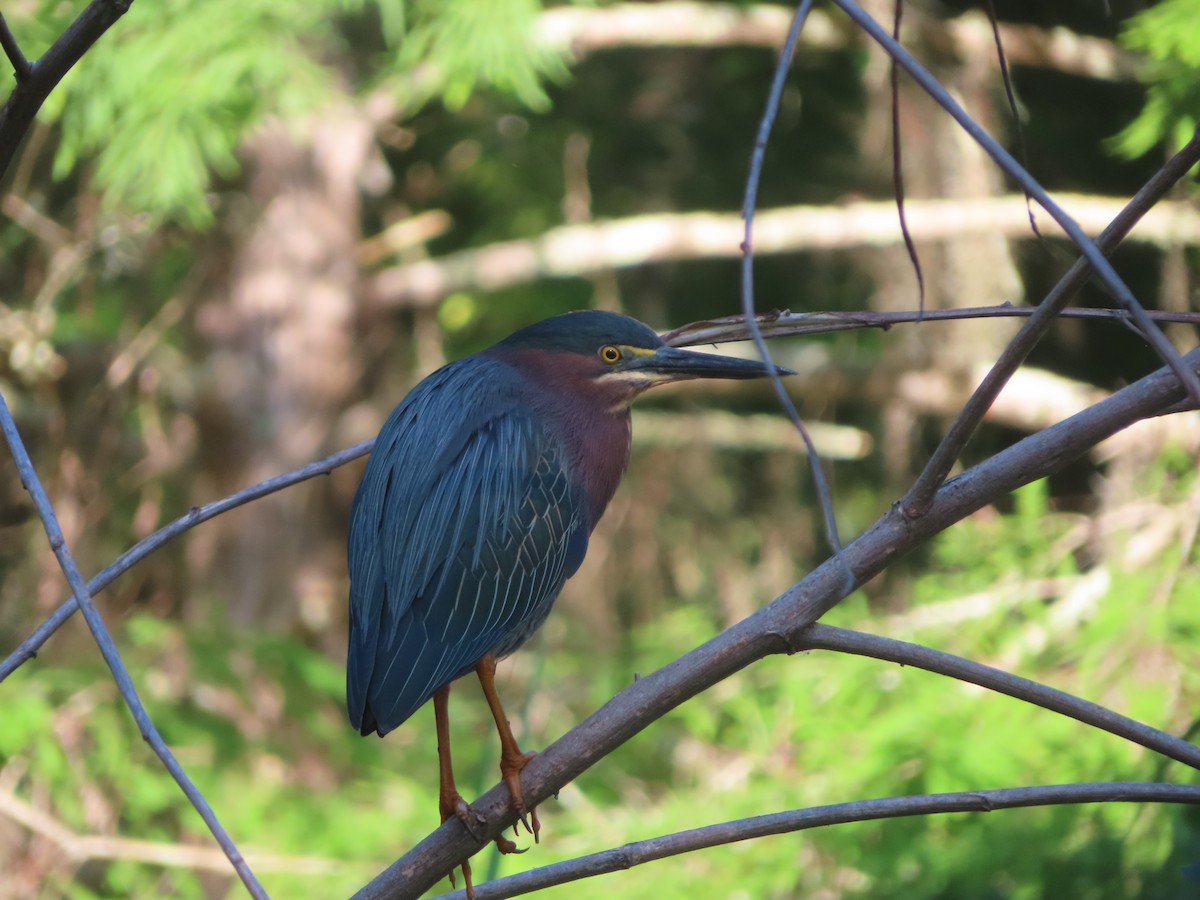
[346,358,589,735]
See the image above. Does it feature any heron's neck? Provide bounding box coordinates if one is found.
[492,348,633,529]
[548,398,630,530]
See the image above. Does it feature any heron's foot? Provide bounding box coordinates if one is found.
[493,832,527,855]
[446,859,474,900]
[500,748,541,844]
[440,787,485,834]
[439,791,483,899]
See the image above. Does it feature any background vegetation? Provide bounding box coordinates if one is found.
[1,1,1198,897]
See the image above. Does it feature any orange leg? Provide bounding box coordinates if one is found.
[434,685,476,898]
[476,653,541,847]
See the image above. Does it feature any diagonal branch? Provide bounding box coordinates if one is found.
[0,13,30,79]
[0,439,372,682]
[826,0,1200,408]
[902,122,1200,516]
[433,782,1200,899]
[0,0,133,181]
[0,393,268,897]
[447,620,1200,898]
[353,346,1200,900]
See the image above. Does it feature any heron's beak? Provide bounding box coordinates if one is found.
[631,345,795,383]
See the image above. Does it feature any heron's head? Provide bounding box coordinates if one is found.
[494,310,791,409]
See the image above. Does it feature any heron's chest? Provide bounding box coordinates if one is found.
[542,403,631,530]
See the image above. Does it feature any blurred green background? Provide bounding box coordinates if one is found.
[1,1,1199,897]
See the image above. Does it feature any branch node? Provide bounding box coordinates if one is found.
[896,496,930,523]
[764,629,798,655]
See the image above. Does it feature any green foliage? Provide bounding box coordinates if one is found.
[447,462,1200,899]
[1114,0,1200,157]
[4,460,1198,897]
[8,0,571,225]
[41,0,360,226]
[394,0,568,112]
[1,1,1197,895]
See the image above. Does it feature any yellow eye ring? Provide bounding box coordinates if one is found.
[599,345,622,364]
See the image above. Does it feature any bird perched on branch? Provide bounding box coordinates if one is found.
[347,309,788,894]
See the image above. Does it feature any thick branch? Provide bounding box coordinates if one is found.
[435,782,1200,899]
[367,194,1200,308]
[354,347,1200,899]
[0,0,133,182]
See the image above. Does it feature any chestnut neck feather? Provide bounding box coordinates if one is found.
[488,347,632,529]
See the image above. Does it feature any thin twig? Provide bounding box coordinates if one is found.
[0,393,267,896]
[354,347,1200,900]
[0,440,372,682]
[740,0,851,581]
[985,0,1041,240]
[0,0,134,181]
[432,782,1200,899]
[827,0,1200,407]
[663,305,1200,346]
[901,122,1200,517]
[800,624,1200,768]
[889,0,925,313]
[0,13,31,79]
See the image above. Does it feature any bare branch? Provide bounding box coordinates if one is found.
[0,394,268,896]
[367,195,1200,308]
[0,0,134,182]
[0,13,31,79]
[353,347,1200,900]
[0,440,372,682]
[800,624,1200,767]
[902,121,1200,517]
[889,0,926,312]
[739,0,849,585]
[433,782,1200,899]
[827,0,1200,406]
[663,305,1200,346]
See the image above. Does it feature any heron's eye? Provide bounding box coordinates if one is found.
[599,345,622,364]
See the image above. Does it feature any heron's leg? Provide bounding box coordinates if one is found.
[435,684,476,898]
[476,653,541,845]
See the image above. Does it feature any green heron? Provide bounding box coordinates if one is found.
[347,310,788,892]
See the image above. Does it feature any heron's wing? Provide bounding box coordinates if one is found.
[346,359,589,735]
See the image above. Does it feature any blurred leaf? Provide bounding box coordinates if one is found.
[1114,0,1200,157]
